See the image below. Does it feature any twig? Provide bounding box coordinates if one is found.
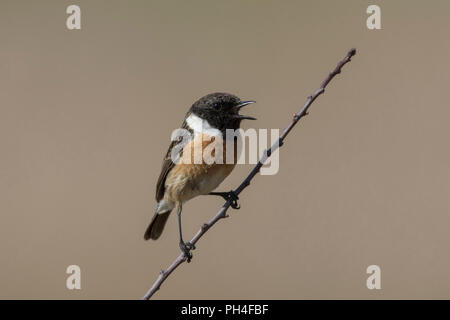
[142,48,357,300]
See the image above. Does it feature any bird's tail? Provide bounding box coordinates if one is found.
[144,210,172,240]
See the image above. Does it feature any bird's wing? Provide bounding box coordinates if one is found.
[155,119,192,201]
[155,149,176,201]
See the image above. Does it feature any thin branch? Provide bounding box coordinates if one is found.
[142,48,357,300]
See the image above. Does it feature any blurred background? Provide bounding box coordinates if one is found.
[1,0,450,299]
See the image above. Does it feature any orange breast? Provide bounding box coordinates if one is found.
[164,133,237,203]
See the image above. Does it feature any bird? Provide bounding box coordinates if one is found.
[143,92,256,261]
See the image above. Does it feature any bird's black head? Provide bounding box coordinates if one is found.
[188,92,256,132]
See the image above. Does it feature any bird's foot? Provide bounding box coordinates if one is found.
[179,241,196,262]
[224,190,240,209]
[209,190,240,209]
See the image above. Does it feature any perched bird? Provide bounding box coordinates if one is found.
[144,93,256,261]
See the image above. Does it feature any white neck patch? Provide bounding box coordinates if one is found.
[186,114,222,137]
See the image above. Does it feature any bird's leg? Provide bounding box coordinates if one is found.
[208,190,240,209]
[176,203,195,262]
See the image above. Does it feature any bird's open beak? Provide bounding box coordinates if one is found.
[234,100,257,120]
[236,100,256,110]
[233,114,257,120]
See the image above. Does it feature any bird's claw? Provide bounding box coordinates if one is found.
[180,241,195,262]
[226,191,240,209]
[209,190,240,209]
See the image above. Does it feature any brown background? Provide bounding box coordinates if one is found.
[1,0,449,299]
